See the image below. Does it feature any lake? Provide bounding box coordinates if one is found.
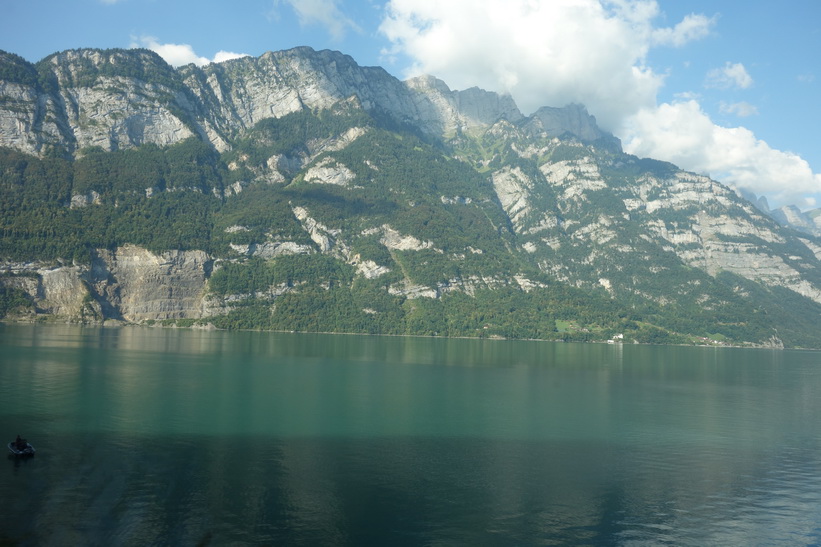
[1,324,820,545]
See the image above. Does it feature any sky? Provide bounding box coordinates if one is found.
[1,0,820,210]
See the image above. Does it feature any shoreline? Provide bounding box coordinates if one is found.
[0,317,805,351]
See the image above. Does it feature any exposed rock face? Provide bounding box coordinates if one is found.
[352,257,391,279]
[86,245,213,321]
[70,190,101,208]
[380,225,437,252]
[492,166,535,232]
[738,189,821,237]
[292,206,340,253]
[0,47,615,157]
[0,246,213,322]
[527,104,610,142]
[770,205,821,237]
[229,241,313,259]
[404,74,523,135]
[310,125,368,154]
[304,157,357,186]
[63,82,195,151]
[388,282,439,300]
[0,261,93,320]
[540,157,608,203]
[0,81,66,155]
[184,48,526,143]
[0,49,207,155]
[36,265,90,318]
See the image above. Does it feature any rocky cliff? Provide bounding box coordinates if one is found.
[0,47,598,157]
[476,122,821,308]
[1,246,213,323]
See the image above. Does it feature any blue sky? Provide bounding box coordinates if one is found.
[2,0,820,210]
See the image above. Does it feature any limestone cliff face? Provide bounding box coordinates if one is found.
[0,263,91,320]
[492,166,537,232]
[60,81,196,152]
[1,246,214,323]
[86,245,213,321]
[403,74,523,135]
[0,52,70,155]
[183,48,526,143]
[471,121,821,307]
[737,189,821,237]
[2,46,524,154]
[1,47,595,156]
[526,104,616,144]
[628,175,821,304]
[0,80,66,155]
[0,49,209,155]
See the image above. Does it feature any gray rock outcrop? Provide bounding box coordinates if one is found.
[86,245,213,321]
[770,205,821,237]
[1,46,616,157]
[1,246,213,323]
[527,104,609,142]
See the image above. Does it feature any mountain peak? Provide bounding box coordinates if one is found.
[526,103,618,148]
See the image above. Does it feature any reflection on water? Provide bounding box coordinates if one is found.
[2,324,821,545]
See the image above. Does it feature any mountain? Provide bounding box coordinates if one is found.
[1,46,820,348]
[738,189,821,237]
[768,206,821,237]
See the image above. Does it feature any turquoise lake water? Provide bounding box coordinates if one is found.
[2,324,821,545]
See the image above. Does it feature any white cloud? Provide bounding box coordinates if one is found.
[379,0,820,208]
[275,0,360,40]
[720,101,758,117]
[379,0,713,130]
[624,101,821,208]
[705,61,753,89]
[652,13,716,47]
[131,36,248,67]
[674,91,700,101]
[212,51,251,64]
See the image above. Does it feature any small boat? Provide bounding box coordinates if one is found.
[8,440,35,456]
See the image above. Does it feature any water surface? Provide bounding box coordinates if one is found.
[2,325,820,545]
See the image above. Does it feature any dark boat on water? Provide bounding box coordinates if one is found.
[8,436,35,456]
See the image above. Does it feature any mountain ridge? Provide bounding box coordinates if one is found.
[1,46,820,348]
[0,46,613,156]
